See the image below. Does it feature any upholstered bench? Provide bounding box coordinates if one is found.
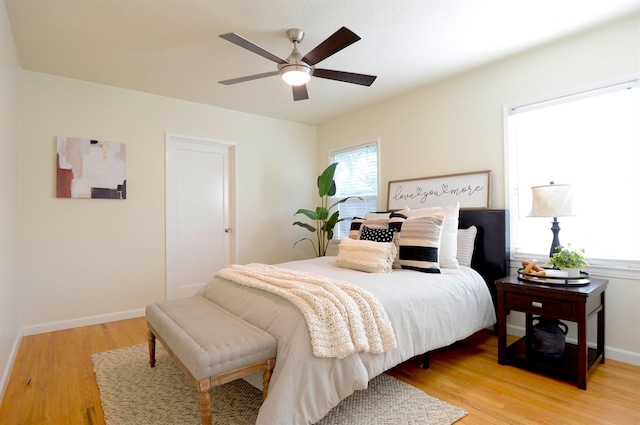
[145,296,277,425]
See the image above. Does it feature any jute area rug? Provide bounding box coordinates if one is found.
[92,343,467,425]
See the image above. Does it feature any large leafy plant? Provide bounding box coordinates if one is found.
[293,163,359,257]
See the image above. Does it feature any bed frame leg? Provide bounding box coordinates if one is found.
[421,352,430,369]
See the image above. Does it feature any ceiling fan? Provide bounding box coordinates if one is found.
[218,27,377,101]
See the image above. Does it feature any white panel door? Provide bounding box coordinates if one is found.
[165,134,235,299]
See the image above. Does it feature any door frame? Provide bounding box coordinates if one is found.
[164,132,238,299]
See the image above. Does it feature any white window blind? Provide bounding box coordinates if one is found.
[330,141,379,239]
[506,76,640,270]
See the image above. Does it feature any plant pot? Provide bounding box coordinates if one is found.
[563,268,581,278]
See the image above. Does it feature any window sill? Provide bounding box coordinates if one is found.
[510,255,640,280]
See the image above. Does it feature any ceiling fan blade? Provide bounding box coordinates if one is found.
[218,71,279,85]
[313,69,377,86]
[219,33,287,64]
[292,84,309,101]
[302,27,361,66]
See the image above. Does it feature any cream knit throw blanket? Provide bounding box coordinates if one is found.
[216,263,397,359]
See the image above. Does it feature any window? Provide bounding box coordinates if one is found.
[330,141,379,239]
[505,75,640,271]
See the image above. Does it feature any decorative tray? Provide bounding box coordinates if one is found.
[517,268,591,286]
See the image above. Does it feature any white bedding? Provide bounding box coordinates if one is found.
[196,256,496,425]
[216,263,397,358]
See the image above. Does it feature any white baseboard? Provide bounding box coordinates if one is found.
[605,346,640,366]
[0,328,24,404]
[506,324,640,367]
[1,309,145,406]
[21,308,146,336]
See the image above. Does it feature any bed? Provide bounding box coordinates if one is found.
[196,208,509,425]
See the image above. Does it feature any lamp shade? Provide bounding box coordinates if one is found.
[528,184,573,218]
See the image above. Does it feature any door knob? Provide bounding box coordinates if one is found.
[225,227,232,233]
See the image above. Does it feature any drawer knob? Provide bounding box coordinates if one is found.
[532,301,543,308]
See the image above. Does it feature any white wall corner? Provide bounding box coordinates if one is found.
[0,328,23,403]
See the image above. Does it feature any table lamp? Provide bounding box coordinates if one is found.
[528,182,574,257]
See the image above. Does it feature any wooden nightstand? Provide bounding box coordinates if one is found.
[496,275,608,390]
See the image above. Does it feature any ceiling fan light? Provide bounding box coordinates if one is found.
[280,65,312,86]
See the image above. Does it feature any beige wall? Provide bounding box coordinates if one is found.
[18,72,317,328]
[0,0,22,397]
[3,7,639,386]
[317,14,640,362]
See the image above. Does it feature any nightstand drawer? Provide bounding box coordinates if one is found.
[505,292,573,317]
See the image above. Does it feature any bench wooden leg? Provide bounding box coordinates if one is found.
[262,357,276,400]
[198,387,212,425]
[147,329,156,368]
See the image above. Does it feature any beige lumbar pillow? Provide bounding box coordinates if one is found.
[335,237,397,273]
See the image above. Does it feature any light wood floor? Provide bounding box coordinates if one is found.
[1,317,638,424]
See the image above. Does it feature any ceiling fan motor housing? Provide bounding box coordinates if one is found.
[279,30,313,85]
[286,28,305,44]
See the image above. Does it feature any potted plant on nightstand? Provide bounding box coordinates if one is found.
[546,245,589,277]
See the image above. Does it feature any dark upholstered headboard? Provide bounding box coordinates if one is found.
[458,209,510,304]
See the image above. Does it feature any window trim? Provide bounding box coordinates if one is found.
[328,138,381,206]
[503,74,640,279]
[329,138,381,240]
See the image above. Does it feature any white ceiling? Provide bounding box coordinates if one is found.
[5,0,640,125]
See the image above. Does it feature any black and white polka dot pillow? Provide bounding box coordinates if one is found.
[359,225,396,243]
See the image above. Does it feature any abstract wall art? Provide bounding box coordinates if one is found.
[56,136,127,199]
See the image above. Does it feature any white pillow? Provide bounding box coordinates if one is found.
[457,225,477,268]
[364,212,391,220]
[399,202,460,269]
[335,237,397,273]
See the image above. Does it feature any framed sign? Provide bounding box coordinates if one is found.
[387,170,491,210]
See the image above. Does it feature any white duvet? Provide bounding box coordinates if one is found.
[196,256,496,425]
[216,263,397,358]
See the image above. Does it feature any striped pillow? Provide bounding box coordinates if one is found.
[396,213,445,273]
[389,212,407,267]
[399,202,460,269]
[389,212,406,232]
[349,218,364,239]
